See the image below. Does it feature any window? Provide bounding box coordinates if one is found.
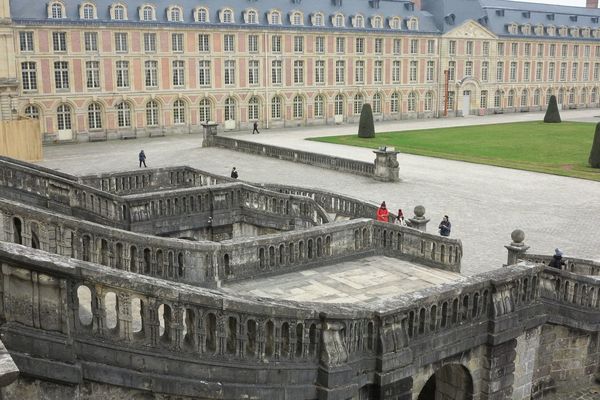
[572,62,578,81]
[392,61,401,83]
[271,96,281,119]
[51,2,64,19]
[270,11,281,25]
[549,62,555,81]
[550,44,556,57]
[248,60,259,85]
[113,4,125,20]
[313,13,324,26]
[427,61,435,82]
[314,95,324,118]
[53,32,67,52]
[142,6,154,21]
[391,92,399,113]
[271,60,282,84]
[172,60,185,87]
[409,61,417,82]
[199,99,211,122]
[198,60,211,86]
[169,7,182,22]
[483,42,489,56]
[335,60,345,84]
[19,32,34,52]
[24,105,39,119]
[465,61,473,77]
[375,38,383,54]
[428,40,435,54]
[524,43,531,56]
[293,96,304,119]
[224,60,235,85]
[511,43,518,56]
[407,17,418,30]
[509,62,517,81]
[533,89,540,106]
[115,33,128,53]
[248,97,259,120]
[355,37,364,54]
[173,100,185,124]
[315,37,325,53]
[334,14,344,27]
[585,45,591,57]
[116,102,131,127]
[507,90,515,107]
[373,93,382,114]
[145,61,158,88]
[293,60,304,84]
[116,60,129,88]
[146,101,159,126]
[390,17,401,29]
[534,62,542,81]
[562,44,568,57]
[272,35,281,53]
[466,41,473,56]
[497,42,504,56]
[294,36,304,53]
[292,12,303,25]
[353,94,364,115]
[334,94,344,116]
[425,92,433,112]
[584,63,590,81]
[521,90,528,107]
[172,33,184,53]
[560,62,566,81]
[196,7,208,23]
[225,97,235,121]
[574,45,579,57]
[222,9,233,23]
[481,61,489,82]
[336,37,345,53]
[410,39,418,55]
[593,88,598,104]
[82,4,95,19]
[496,61,504,82]
[86,61,100,89]
[144,33,156,52]
[408,92,417,112]
[198,34,210,52]
[224,34,235,52]
[449,40,456,56]
[84,32,98,52]
[374,61,383,83]
[248,35,259,53]
[21,62,37,91]
[448,61,456,81]
[524,62,530,81]
[355,61,364,84]
[372,16,383,29]
[57,104,71,130]
[492,90,502,108]
[315,60,325,84]
[54,61,69,90]
[393,39,401,55]
[88,103,102,129]
[537,44,544,57]
[480,90,488,109]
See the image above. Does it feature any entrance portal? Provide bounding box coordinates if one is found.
[462,91,471,117]
[417,364,473,400]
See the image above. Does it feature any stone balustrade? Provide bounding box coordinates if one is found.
[523,253,600,276]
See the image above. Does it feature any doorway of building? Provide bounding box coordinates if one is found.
[462,91,471,117]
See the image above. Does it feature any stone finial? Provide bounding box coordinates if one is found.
[408,205,429,232]
[505,229,530,266]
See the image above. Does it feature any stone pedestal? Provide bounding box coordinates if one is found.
[201,122,218,147]
[373,148,400,182]
[504,229,530,266]
[408,205,430,232]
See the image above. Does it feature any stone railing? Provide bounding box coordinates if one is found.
[522,254,600,276]
[209,136,376,178]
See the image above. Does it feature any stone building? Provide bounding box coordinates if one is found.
[1,0,600,141]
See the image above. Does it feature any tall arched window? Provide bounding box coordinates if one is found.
[271,96,282,119]
[314,95,324,118]
[88,102,102,129]
[425,92,433,112]
[24,105,39,119]
[293,95,304,118]
[116,102,131,128]
[408,92,417,112]
[142,6,154,21]
[494,90,503,108]
[334,94,344,116]
[507,89,515,107]
[224,97,236,121]
[533,89,541,106]
[558,88,564,104]
[521,89,528,107]
[569,88,575,104]
[146,100,159,126]
[173,99,185,124]
[581,88,587,104]
[50,2,64,19]
[592,88,598,103]
[199,98,211,122]
[353,94,363,115]
[373,93,382,114]
[546,89,553,106]
[57,104,71,130]
[248,97,260,121]
[391,92,399,113]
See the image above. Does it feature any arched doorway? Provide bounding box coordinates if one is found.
[417,364,473,400]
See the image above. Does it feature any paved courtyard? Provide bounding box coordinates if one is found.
[38,109,600,276]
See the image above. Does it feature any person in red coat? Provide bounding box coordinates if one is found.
[376,201,389,222]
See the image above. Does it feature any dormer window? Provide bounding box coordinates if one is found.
[547,13,555,21]
[269,10,281,25]
[312,12,324,26]
[354,14,364,28]
[407,17,418,31]
[332,0,342,6]
[291,11,303,25]
[559,26,568,36]
[534,24,544,36]
[246,9,258,24]
[369,0,380,9]
[547,25,556,36]
[141,5,155,21]
[168,6,183,22]
[444,13,456,25]
[112,4,127,20]
[221,9,234,23]
[390,16,401,30]
[522,11,530,19]
[196,7,209,23]
[592,17,599,24]
[582,27,591,37]
[333,13,345,28]
[371,16,383,29]
[594,28,600,38]
[404,3,414,11]
[49,2,65,19]
[521,24,531,35]
[81,3,96,20]
[570,15,578,22]
[570,27,580,37]
[508,23,518,35]
[496,9,504,17]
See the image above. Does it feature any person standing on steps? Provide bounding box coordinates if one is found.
[438,215,451,236]
[230,167,238,179]
[252,121,260,134]
[138,150,147,168]
[549,248,566,269]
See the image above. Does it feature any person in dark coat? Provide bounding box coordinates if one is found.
[252,121,260,134]
[549,248,566,269]
[438,215,451,236]
[230,167,238,179]
[139,150,147,168]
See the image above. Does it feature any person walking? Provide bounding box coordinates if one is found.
[549,248,566,269]
[438,215,451,236]
[252,121,260,134]
[138,150,147,168]
[376,201,389,222]
[230,167,239,179]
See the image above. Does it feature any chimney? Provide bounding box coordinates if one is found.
[587,0,599,8]
[412,0,422,11]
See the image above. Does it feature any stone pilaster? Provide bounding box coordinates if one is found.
[481,339,517,400]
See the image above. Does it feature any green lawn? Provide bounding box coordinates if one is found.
[310,121,600,181]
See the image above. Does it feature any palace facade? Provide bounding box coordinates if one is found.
[0,0,600,141]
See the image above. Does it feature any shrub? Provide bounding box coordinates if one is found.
[358,103,375,138]
[543,95,561,123]
[589,123,600,168]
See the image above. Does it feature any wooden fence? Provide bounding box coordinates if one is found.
[0,119,42,162]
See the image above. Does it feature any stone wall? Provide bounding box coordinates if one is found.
[512,327,542,400]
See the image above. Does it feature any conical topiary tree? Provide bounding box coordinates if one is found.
[589,123,600,168]
[358,103,375,138]
[544,95,562,123]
